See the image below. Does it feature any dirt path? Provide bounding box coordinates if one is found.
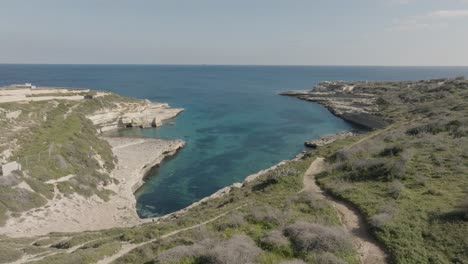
[302,157,387,264]
[12,237,102,263]
[96,204,246,264]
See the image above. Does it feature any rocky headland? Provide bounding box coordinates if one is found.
[87,100,183,133]
[280,81,390,129]
[304,131,356,148]
[0,85,185,237]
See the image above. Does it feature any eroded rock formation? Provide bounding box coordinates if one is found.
[87,100,183,132]
[281,81,389,129]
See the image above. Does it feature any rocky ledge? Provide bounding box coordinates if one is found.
[304,131,356,148]
[280,81,389,129]
[87,99,183,132]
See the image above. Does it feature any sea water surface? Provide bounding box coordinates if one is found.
[1,65,467,217]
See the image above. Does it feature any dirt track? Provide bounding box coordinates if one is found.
[302,157,387,264]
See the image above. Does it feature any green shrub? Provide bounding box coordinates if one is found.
[259,230,290,251]
[0,186,47,212]
[339,158,405,181]
[308,252,347,264]
[283,222,353,253]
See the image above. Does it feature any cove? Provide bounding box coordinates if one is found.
[1,65,467,217]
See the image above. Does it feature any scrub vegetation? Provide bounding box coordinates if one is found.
[0,148,359,264]
[0,78,466,264]
[317,78,468,263]
[0,93,138,225]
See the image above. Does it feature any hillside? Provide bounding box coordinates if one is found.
[0,86,184,236]
[284,77,468,263]
[0,78,466,264]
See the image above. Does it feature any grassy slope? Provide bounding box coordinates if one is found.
[316,78,468,264]
[0,145,361,264]
[0,93,138,225]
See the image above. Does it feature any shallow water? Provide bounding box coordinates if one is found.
[1,65,467,216]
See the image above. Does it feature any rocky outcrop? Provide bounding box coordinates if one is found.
[281,81,389,129]
[87,100,183,132]
[304,131,355,148]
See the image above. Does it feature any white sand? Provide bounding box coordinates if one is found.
[0,137,184,238]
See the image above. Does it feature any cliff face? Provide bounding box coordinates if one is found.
[87,99,183,132]
[281,81,389,129]
[0,87,186,236]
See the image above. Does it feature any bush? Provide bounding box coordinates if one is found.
[330,149,353,162]
[443,195,468,221]
[370,213,392,228]
[290,192,327,211]
[414,174,428,187]
[370,204,398,228]
[379,145,403,157]
[310,252,347,264]
[343,158,405,181]
[406,120,462,136]
[251,176,279,191]
[0,174,20,187]
[283,222,353,253]
[246,205,285,227]
[0,186,47,212]
[215,211,245,231]
[155,235,263,264]
[259,230,290,250]
[202,234,263,264]
[154,243,204,263]
[387,181,404,199]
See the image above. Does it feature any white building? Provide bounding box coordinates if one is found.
[15,83,36,89]
[1,161,21,176]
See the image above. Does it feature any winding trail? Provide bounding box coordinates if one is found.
[96,204,246,264]
[302,157,387,264]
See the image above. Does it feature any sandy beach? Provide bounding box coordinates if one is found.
[0,137,184,238]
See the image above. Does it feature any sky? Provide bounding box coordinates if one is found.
[0,0,467,66]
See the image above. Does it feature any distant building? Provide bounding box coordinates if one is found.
[1,161,21,176]
[84,94,94,99]
[342,85,355,92]
[16,83,36,89]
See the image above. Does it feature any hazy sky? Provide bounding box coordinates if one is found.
[1,0,467,65]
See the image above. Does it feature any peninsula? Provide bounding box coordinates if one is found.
[0,84,184,237]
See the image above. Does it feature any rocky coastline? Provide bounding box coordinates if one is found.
[144,151,309,223]
[87,99,184,133]
[0,86,187,237]
[304,131,356,148]
[1,137,185,238]
[280,81,389,129]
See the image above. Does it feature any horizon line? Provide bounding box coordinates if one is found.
[1,63,468,68]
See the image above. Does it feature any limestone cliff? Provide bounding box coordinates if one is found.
[87,99,183,132]
[281,81,389,129]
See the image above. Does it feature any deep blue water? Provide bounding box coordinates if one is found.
[1,65,467,217]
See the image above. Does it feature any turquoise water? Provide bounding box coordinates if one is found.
[1,65,467,217]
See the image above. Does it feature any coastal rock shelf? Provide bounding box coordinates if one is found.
[87,99,184,133]
[0,85,186,237]
[304,131,355,148]
[281,81,389,129]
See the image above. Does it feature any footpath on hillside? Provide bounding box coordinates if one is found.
[302,157,388,264]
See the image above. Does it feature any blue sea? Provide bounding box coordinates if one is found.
[1,65,467,217]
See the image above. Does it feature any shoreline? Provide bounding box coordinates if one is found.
[280,83,389,130]
[140,129,358,224]
[142,150,315,223]
[0,85,188,238]
[0,84,360,239]
[0,137,184,238]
